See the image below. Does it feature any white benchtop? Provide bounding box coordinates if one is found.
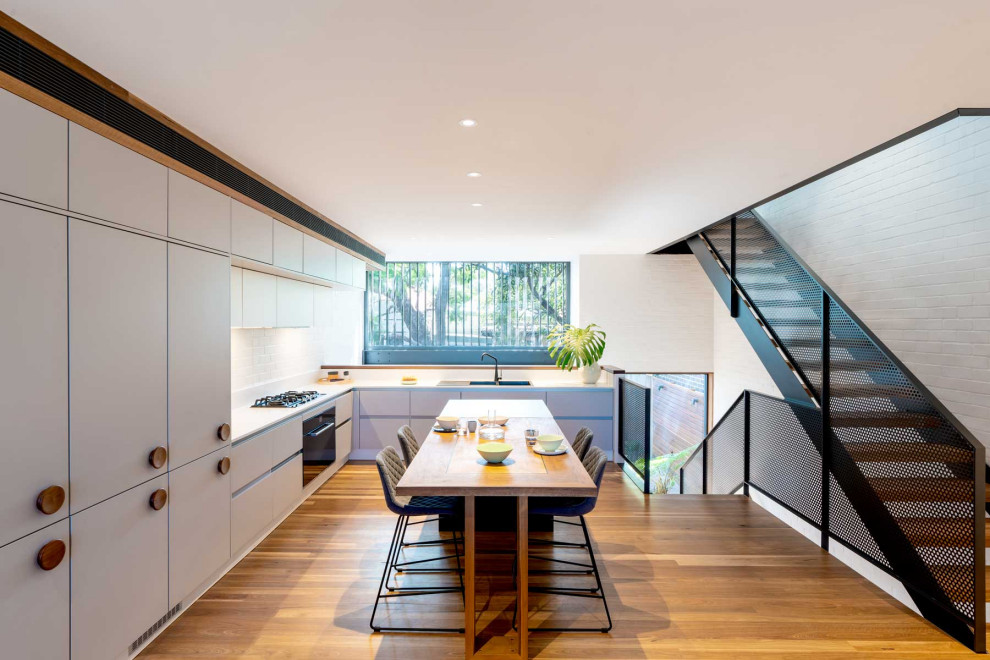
[231,382,354,443]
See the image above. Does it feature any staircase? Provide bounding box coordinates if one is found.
[680,211,986,652]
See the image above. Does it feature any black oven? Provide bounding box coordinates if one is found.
[302,406,336,486]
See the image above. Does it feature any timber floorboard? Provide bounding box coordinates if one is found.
[139,463,977,659]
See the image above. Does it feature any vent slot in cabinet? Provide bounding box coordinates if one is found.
[128,602,182,654]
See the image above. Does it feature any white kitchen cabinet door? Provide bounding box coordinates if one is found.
[271,454,303,516]
[352,257,367,290]
[276,277,314,327]
[334,392,354,423]
[335,250,354,286]
[409,417,437,446]
[410,390,458,417]
[71,476,169,660]
[0,88,68,208]
[167,170,231,252]
[359,416,408,451]
[270,418,304,467]
[231,432,273,493]
[230,266,243,327]
[231,199,273,263]
[273,220,304,271]
[0,203,68,547]
[69,123,167,235]
[546,391,613,418]
[169,244,231,468]
[335,418,353,459]
[0,519,70,660]
[242,269,277,327]
[231,472,273,553]
[168,447,231,609]
[554,418,613,454]
[358,390,410,416]
[313,284,334,327]
[69,220,167,513]
[460,389,547,401]
[303,233,335,280]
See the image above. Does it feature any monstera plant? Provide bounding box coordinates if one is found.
[547,323,607,384]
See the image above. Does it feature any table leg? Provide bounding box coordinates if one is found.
[517,495,528,658]
[465,495,475,659]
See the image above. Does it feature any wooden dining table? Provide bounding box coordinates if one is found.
[395,398,598,659]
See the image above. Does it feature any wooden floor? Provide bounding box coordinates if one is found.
[140,463,977,659]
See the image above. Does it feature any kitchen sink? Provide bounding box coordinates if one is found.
[435,380,533,387]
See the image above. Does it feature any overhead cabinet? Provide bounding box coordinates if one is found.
[0,203,68,548]
[231,199,273,263]
[231,266,243,327]
[242,269,277,328]
[69,123,168,235]
[276,276,314,327]
[273,221,304,271]
[303,233,336,280]
[69,220,168,513]
[168,244,232,468]
[167,170,231,252]
[352,257,367,290]
[335,250,354,286]
[0,88,68,208]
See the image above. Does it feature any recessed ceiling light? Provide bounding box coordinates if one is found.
[471,203,483,207]
[459,119,477,127]
[467,172,481,178]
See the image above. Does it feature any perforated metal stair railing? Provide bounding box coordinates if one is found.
[681,212,986,652]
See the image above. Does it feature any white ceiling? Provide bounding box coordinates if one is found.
[6,1,990,260]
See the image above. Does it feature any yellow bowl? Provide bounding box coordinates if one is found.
[477,442,513,464]
[478,415,509,426]
[536,434,564,452]
[435,416,459,431]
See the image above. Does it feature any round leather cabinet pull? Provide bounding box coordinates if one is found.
[149,488,168,511]
[217,423,231,442]
[217,456,231,475]
[36,485,66,515]
[149,446,168,469]
[37,540,66,571]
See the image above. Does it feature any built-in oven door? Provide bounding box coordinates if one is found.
[302,407,336,486]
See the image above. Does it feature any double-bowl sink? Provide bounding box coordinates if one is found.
[435,380,533,387]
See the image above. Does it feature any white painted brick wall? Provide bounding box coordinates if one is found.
[757,115,990,448]
[712,291,782,418]
[231,288,363,391]
[578,254,713,372]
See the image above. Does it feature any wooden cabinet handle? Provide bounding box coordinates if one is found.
[36,486,65,515]
[217,456,231,475]
[217,423,231,442]
[37,540,66,571]
[149,488,168,511]
[149,446,168,469]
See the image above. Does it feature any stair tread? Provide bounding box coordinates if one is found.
[896,517,989,548]
[831,411,942,428]
[843,441,973,462]
[829,383,913,398]
[791,358,887,371]
[781,336,874,349]
[867,477,987,503]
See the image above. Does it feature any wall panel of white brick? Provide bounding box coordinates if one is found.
[712,291,782,418]
[757,115,990,448]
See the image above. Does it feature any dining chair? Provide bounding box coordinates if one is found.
[570,426,594,460]
[370,446,465,633]
[396,425,453,549]
[513,446,612,633]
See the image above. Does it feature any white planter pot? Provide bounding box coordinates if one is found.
[580,363,602,384]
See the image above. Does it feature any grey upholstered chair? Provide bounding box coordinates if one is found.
[570,427,594,460]
[397,424,421,465]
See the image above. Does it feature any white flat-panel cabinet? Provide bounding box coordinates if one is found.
[276,277,314,327]
[271,454,303,516]
[359,416,407,451]
[231,472,273,553]
[242,269,277,328]
[0,88,68,208]
[231,432,273,493]
[69,124,167,235]
[168,244,231,468]
[0,519,70,660]
[0,203,68,547]
[270,418,303,467]
[303,234,335,280]
[555,418,613,453]
[335,250,354,286]
[409,417,436,445]
[336,418,353,459]
[231,199,273,263]
[168,447,231,609]
[273,220,304,271]
[167,170,231,252]
[359,390,410,416]
[71,476,169,660]
[314,284,334,328]
[69,220,167,513]
[352,258,366,290]
[231,266,243,327]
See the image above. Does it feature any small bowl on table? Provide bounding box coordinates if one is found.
[435,416,459,432]
[477,442,513,464]
[536,434,564,453]
[478,415,509,426]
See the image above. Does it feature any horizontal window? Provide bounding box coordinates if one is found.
[365,261,570,364]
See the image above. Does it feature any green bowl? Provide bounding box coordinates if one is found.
[536,434,564,452]
[477,442,513,464]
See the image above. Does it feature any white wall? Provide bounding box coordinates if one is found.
[578,254,713,373]
[757,115,990,448]
[231,288,363,391]
[711,292,781,419]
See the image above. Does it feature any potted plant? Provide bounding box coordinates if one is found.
[547,323,607,384]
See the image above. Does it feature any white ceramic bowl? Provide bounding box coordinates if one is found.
[435,416,459,431]
[477,442,513,464]
[478,415,509,426]
[536,434,564,452]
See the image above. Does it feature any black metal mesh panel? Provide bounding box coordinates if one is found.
[619,379,650,480]
[708,398,746,494]
[749,393,823,525]
[681,448,704,494]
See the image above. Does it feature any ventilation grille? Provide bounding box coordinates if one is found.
[128,602,182,654]
[0,25,384,266]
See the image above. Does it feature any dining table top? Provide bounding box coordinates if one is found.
[394,398,598,498]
